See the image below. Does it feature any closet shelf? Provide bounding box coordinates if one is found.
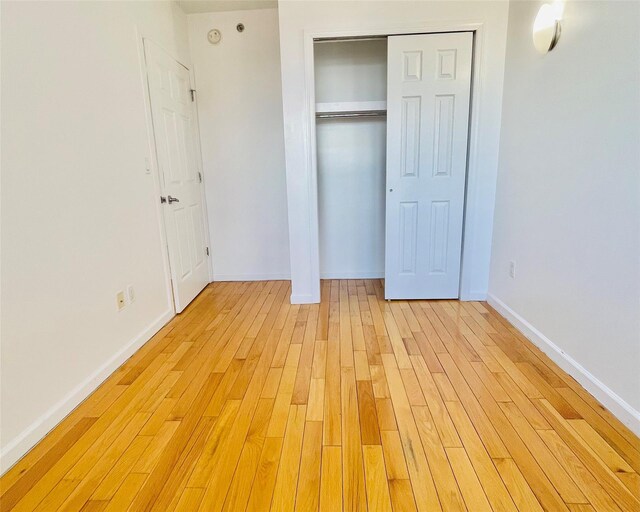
[315,101,387,117]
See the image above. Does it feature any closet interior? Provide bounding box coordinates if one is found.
[314,38,388,279]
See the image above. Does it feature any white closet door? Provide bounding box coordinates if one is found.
[145,40,210,312]
[385,32,472,299]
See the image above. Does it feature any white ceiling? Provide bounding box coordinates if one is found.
[177,0,278,14]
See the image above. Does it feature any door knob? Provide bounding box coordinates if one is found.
[167,195,180,204]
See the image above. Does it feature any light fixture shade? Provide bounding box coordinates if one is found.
[533,3,562,54]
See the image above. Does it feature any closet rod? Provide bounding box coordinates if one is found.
[314,36,387,43]
[316,110,387,119]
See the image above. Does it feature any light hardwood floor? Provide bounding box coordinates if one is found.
[1,280,639,511]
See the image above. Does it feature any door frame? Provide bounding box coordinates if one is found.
[303,21,485,301]
[135,30,214,314]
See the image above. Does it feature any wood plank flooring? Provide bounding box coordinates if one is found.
[1,280,639,511]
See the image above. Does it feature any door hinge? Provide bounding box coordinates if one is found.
[206,247,210,256]
[190,89,196,102]
[198,172,203,183]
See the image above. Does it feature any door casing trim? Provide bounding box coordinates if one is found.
[299,22,486,303]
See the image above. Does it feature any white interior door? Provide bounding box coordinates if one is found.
[144,40,209,312]
[385,32,472,299]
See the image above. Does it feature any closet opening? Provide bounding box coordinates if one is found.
[315,38,388,280]
[311,30,474,300]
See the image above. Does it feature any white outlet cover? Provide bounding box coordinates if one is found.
[116,291,126,311]
[207,29,221,45]
[127,285,135,303]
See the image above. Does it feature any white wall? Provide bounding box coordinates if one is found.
[315,39,387,103]
[188,9,290,281]
[317,118,387,278]
[1,0,188,471]
[489,0,640,432]
[316,39,387,278]
[278,0,510,303]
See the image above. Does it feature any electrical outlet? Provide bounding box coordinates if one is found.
[509,261,516,279]
[116,291,126,311]
[127,285,135,303]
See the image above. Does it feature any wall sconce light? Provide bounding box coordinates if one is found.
[533,3,563,54]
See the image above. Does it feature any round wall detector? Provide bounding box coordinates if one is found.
[236,23,245,33]
[207,28,221,45]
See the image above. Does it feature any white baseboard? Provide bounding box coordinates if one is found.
[0,310,174,474]
[213,273,291,281]
[487,294,640,437]
[319,271,384,279]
